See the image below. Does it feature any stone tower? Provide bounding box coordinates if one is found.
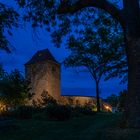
[25,49,61,102]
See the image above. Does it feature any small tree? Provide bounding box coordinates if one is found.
[0,69,33,108]
[118,90,127,112]
[106,94,119,108]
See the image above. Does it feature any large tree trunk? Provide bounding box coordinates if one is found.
[122,0,140,128]
[96,81,100,112]
[124,37,140,128]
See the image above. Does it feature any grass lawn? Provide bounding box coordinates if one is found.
[0,113,140,140]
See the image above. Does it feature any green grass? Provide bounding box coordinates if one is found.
[0,113,140,140]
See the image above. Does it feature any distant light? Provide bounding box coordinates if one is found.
[104,105,112,111]
[105,106,109,109]
[0,102,6,111]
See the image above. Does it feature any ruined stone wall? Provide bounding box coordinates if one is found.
[25,61,112,111]
[58,96,112,111]
[58,96,97,106]
[25,61,61,102]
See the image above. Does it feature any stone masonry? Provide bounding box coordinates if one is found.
[25,49,61,102]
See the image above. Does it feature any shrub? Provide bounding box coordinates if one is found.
[46,104,72,121]
[80,106,95,115]
[72,106,96,117]
[41,91,57,106]
[12,105,35,119]
[0,105,45,119]
[0,110,12,118]
[71,106,83,117]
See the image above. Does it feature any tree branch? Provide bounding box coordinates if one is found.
[58,0,125,28]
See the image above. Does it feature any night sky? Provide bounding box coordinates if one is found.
[0,0,126,98]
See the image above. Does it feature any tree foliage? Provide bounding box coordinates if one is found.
[64,11,127,82]
[0,2,19,52]
[0,68,33,108]
[106,94,119,107]
[15,1,127,81]
[106,90,127,112]
[0,64,6,79]
[117,90,127,112]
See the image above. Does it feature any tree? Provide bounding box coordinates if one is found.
[0,2,19,52]
[106,94,119,108]
[0,64,8,81]
[15,0,140,127]
[118,90,127,112]
[0,69,33,108]
[64,11,126,112]
[0,64,5,79]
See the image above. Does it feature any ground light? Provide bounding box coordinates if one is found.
[104,105,112,112]
[0,102,6,112]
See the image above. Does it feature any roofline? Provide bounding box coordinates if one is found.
[61,94,96,98]
[24,59,61,66]
[24,49,60,66]
[61,94,106,101]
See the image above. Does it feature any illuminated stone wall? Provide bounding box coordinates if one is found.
[58,96,112,111]
[25,60,61,102]
[58,96,96,106]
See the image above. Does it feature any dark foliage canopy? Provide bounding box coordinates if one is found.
[13,1,128,81]
[0,2,19,52]
[0,68,33,107]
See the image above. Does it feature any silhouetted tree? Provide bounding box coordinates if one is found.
[118,90,127,112]
[64,12,126,112]
[0,69,33,108]
[106,94,119,108]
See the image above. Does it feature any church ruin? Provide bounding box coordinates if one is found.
[25,49,112,111]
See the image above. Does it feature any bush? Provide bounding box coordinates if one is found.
[71,106,83,117]
[80,106,95,115]
[0,104,96,121]
[12,106,35,119]
[72,106,96,117]
[41,91,57,106]
[32,112,49,120]
[46,104,72,121]
[0,105,46,120]
[45,104,96,121]
[0,110,12,118]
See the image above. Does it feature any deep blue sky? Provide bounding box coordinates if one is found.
[0,0,126,98]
